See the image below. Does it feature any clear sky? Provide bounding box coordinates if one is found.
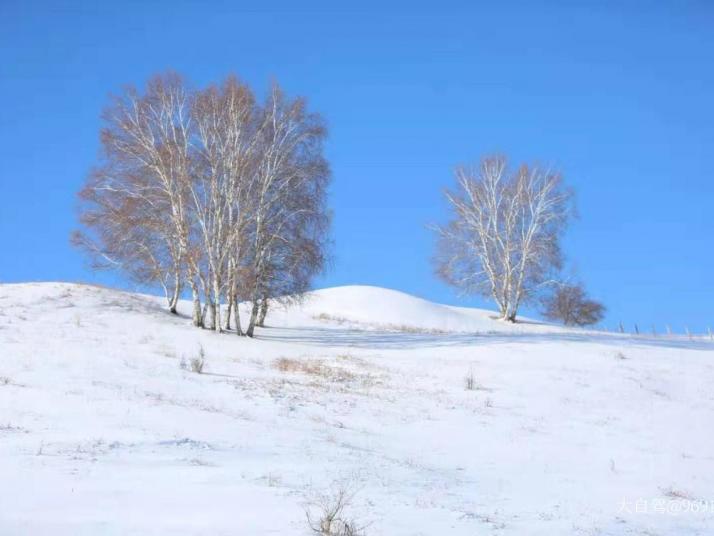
[1,1,712,332]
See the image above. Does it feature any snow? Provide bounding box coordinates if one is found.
[0,282,713,535]
[282,285,558,334]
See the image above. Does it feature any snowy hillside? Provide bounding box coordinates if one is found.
[1,282,713,535]
[279,285,561,334]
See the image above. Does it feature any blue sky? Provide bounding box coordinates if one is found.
[1,1,712,331]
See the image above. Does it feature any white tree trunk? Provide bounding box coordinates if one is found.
[233,294,244,336]
[257,298,268,327]
[211,276,222,333]
[190,281,203,327]
[246,300,260,337]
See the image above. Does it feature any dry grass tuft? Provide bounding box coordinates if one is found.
[662,487,696,500]
[274,357,356,382]
[465,367,476,390]
[312,313,449,335]
[180,345,206,374]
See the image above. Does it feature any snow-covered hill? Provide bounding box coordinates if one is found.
[280,285,561,334]
[1,282,713,535]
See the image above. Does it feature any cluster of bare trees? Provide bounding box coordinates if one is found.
[76,78,602,332]
[434,155,604,325]
[74,73,330,336]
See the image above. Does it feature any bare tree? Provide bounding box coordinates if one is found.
[244,84,330,337]
[74,73,198,321]
[75,73,330,335]
[434,155,572,321]
[542,283,605,326]
[189,77,258,332]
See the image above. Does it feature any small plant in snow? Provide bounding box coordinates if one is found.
[191,345,206,374]
[181,345,206,374]
[661,486,695,500]
[305,483,366,536]
[263,472,281,487]
[0,423,27,433]
[465,367,476,390]
[274,357,357,383]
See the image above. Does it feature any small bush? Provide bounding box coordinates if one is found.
[305,485,366,536]
[190,357,205,374]
[181,345,206,374]
[542,283,605,326]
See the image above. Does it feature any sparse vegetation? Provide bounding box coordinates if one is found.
[191,347,206,373]
[662,487,696,500]
[0,423,27,434]
[190,357,205,374]
[305,484,366,536]
[465,367,476,390]
[181,345,206,374]
[542,283,605,327]
[274,357,356,383]
[312,313,449,334]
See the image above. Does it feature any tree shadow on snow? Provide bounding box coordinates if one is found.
[258,325,714,352]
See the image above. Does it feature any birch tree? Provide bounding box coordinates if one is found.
[190,77,258,332]
[74,73,198,320]
[243,84,330,336]
[76,73,330,335]
[434,155,572,321]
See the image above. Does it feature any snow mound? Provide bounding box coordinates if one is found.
[292,285,551,333]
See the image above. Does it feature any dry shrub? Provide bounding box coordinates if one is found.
[465,366,476,390]
[662,487,695,500]
[190,356,205,374]
[313,313,350,325]
[274,358,355,382]
[180,345,206,374]
[275,357,306,373]
[305,484,366,536]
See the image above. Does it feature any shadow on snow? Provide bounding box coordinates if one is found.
[258,325,714,352]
